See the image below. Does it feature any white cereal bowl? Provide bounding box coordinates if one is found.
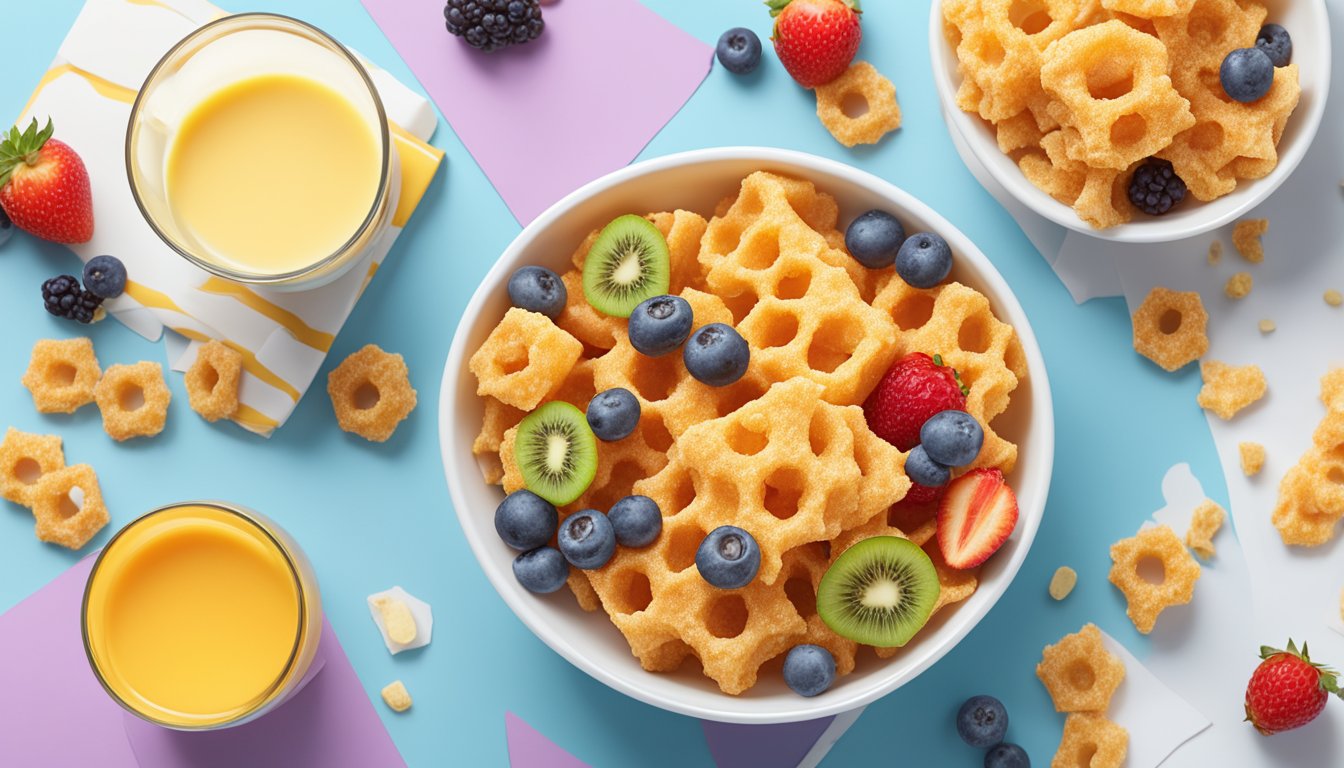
[440,147,1054,724]
[929,0,1331,243]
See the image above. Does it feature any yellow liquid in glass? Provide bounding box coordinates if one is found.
[165,73,381,276]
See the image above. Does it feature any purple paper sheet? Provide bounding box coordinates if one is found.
[702,717,836,768]
[0,557,404,767]
[359,0,712,225]
[506,711,589,768]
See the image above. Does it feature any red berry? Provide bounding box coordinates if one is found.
[1244,641,1343,735]
[936,468,1018,569]
[863,352,967,452]
[768,0,862,89]
[0,119,94,245]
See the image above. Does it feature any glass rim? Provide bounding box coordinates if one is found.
[124,12,393,286]
[80,500,310,729]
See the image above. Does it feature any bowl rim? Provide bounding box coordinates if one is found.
[439,146,1055,723]
[927,0,1333,244]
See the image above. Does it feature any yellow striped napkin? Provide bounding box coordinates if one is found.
[21,0,444,435]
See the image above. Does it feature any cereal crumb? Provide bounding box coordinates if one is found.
[1185,499,1226,560]
[1109,525,1201,634]
[814,61,901,147]
[1325,289,1342,307]
[1197,360,1267,419]
[1207,241,1223,265]
[1225,272,1253,299]
[1049,566,1077,601]
[372,596,417,645]
[1054,713,1128,768]
[381,680,412,713]
[1239,442,1265,476]
[1258,319,1275,334]
[1036,624,1125,712]
[328,345,418,442]
[1233,219,1268,263]
[1131,287,1209,372]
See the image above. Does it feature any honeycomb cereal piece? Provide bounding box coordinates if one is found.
[646,210,710,293]
[947,0,1080,125]
[1053,714,1129,768]
[1036,624,1125,712]
[184,340,242,422]
[1153,0,1266,75]
[1185,499,1225,559]
[0,428,64,508]
[814,61,902,147]
[1131,286,1208,372]
[776,541,861,677]
[1040,22,1195,171]
[21,337,101,414]
[94,362,171,442]
[567,415,670,513]
[1271,372,1344,546]
[327,345,418,442]
[996,111,1046,155]
[380,681,412,713]
[31,464,108,550]
[547,357,599,411]
[556,269,625,352]
[1101,0,1193,18]
[473,397,525,484]
[1197,360,1265,419]
[679,288,733,331]
[567,570,601,612]
[1232,218,1267,263]
[469,308,582,411]
[1049,566,1078,600]
[1240,441,1265,476]
[1207,240,1223,265]
[1224,272,1253,299]
[371,596,418,645]
[1108,525,1201,633]
[1327,290,1344,308]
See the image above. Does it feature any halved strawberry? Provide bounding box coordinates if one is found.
[937,468,1018,569]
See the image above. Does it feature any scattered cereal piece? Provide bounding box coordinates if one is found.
[381,681,412,713]
[1207,241,1223,265]
[1131,287,1209,372]
[1185,499,1226,560]
[20,337,101,414]
[1232,219,1268,263]
[1053,713,1129,768]
[1036,624,1126,712]
[1108,525,1201,634]
[367,586,433,654]
[469,308,582,411]
[0,428,64,508]
[1272,370,1344,546]
[94,362,171,441]
[1325,289,1342,307]
[1258,319,1275,334]
[185,340,242,422]
[373,596,417,645]
[814,61,901,148]
[31,464,108,550]
[1224,272,1253,300]
[1049,566,1077,601]
[328,345,417,442]
[1240,442,1265,476]
[1196,360,1266,419]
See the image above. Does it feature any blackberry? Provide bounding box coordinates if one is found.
[444,0,544,53]
[1128,159,1187,216]
[41,274,102,323]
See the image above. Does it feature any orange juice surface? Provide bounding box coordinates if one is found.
[165,73,382,276]
[84,504,303,726]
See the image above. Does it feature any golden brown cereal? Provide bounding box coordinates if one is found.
[1225,272,1253,300]
[1052,713,1129,768]
[94,362,171,442]
[1102,0,1193,19]
[1049,566,1078,601]
[20,337,101,414]
[328,345,418,443]
[1272,370,1344,546]
[470,308,582,411]
[474,397,525,485]
[1326,289,1343,308]
[1232,218,1268,263]
[1131,287,1209,372]
[1197,360,1266,419]
[373,596,418,645]
[1207,240,1223,265]
[1037,624,1126,712]
[380,681,412,713]
[1108,525,1201,633]
[31,464,108,550]
[184,340,242,423]
[814,61,902,147]
[1185,499,1225,559]
[648,210,711,294]
[0,428,64,508]
[1240,441,1265,476]
[947,0,1077,125]
[555,268,625,351]
[1259,319,1275,334]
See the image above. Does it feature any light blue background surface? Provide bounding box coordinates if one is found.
[0,1,1229,765]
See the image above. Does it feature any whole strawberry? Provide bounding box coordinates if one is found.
[1244,640,1343,735]
[863,352,969,452]
[0,118,93,244]
[767,0,862,89]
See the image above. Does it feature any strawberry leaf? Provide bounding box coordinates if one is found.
[0,117,55,188]
[765,0,791,18]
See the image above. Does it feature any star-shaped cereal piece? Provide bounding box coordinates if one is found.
[1036,624,1126,712]
[1108,525,1201,633]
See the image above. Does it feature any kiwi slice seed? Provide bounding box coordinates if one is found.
[515,401,598,507]
[582,215,671,318]
[816,536,940,647]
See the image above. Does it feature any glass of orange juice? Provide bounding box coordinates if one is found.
[82,502,323,730]
[126,13,397,290]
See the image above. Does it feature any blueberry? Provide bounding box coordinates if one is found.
[628,295,693,357]
[557,509,616,570]
[696,526,760,589]
[683,323,750,386]
[1220,48,1274,103]
[494,490,559,550]
[905,445,951,488]
[783,644,836,697]
[957,695,1009,748]
[0,208,12,248]
[82,255,127,299]
[608,495,662,548]
[1255,23,1292,67]
[984,742,1030,768]
[896,232,953,289]
[920,410,984,467]
[507,265,566,319]
[586,387,641,441]
[845,210,906,269]
[716,27,762,75]
[512,546,569,594]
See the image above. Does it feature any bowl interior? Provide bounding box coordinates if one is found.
[929,0,1331,243]
[440,148,1054,723]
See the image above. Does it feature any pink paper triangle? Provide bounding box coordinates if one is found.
[506,711,589,768]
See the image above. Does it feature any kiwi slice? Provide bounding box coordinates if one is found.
[582,215,671,317]
[515,402,598,507]
[817,536,940,647]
